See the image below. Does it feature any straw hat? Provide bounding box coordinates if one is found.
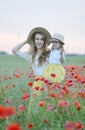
[49,33,65,44]
[27,27,52,45]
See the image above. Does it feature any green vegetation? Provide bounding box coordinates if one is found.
[0,55,85,130]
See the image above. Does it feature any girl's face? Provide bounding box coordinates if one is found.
[34,33,45,49]
[52,41,62,50]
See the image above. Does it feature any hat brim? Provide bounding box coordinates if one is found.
[49,38,65,45]
[27,27,52,45]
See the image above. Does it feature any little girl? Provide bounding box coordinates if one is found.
[43,33,65,83]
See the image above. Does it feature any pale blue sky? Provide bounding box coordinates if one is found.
[0,0,85,54]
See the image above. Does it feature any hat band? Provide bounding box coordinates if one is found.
[51,38,61,41]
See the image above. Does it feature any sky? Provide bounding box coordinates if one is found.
[0,0,85,54]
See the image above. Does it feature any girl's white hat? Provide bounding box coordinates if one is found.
[49,33,65,44]
[27,27,52,45]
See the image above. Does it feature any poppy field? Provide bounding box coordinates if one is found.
[0,55,85,130]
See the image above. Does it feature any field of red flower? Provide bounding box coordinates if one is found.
[0,56,85,130]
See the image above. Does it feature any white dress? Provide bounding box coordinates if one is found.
[48,50,62,64]
[15,51,48,76]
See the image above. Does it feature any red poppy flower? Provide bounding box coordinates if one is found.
[49,92,58,98]
[39,101,45,107]
[34,86,40,91]
[50,73,56,78]
[4,99,10,104]
[27,82,33,87]
[58,100,64,107]
[6,106,16,116]
[21,94,30,101]
[6,123,22,130]
[76,105,81,111]
[73,100,81,110]
[44,79,49,84]
[27,123,34,129]
[40,77,45,81]
[40,87,45,91]
[64,101,70,107]
[65,121,74,130]
[18,105,26,112]
[46,105,56,111]
[73,121,84,129]
[73,100,80,106]
[22,89,27,93]
[0,105,6,119]
[12,84,16,88]
[43,119,49,123]
[14,74,21,78]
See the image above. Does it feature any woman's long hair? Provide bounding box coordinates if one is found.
[28,32,50,66]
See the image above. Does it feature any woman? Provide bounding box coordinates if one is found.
[12,27,52,114]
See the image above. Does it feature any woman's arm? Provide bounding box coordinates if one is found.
[12,40,31,61]
[60,53,65,63]
[59,47,65,63]
[12,40,27,54]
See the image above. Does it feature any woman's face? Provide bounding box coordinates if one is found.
[34,33,45,49]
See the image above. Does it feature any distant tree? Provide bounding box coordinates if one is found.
[0,51,8,55]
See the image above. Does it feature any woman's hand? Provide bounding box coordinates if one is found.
[59,47,65,63]
[59,47,64,55]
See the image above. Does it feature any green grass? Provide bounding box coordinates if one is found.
[0,55,28,74]
[0,54,85,73]
[64,55,85,66]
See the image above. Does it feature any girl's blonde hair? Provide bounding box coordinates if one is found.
[28,32,50,66]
